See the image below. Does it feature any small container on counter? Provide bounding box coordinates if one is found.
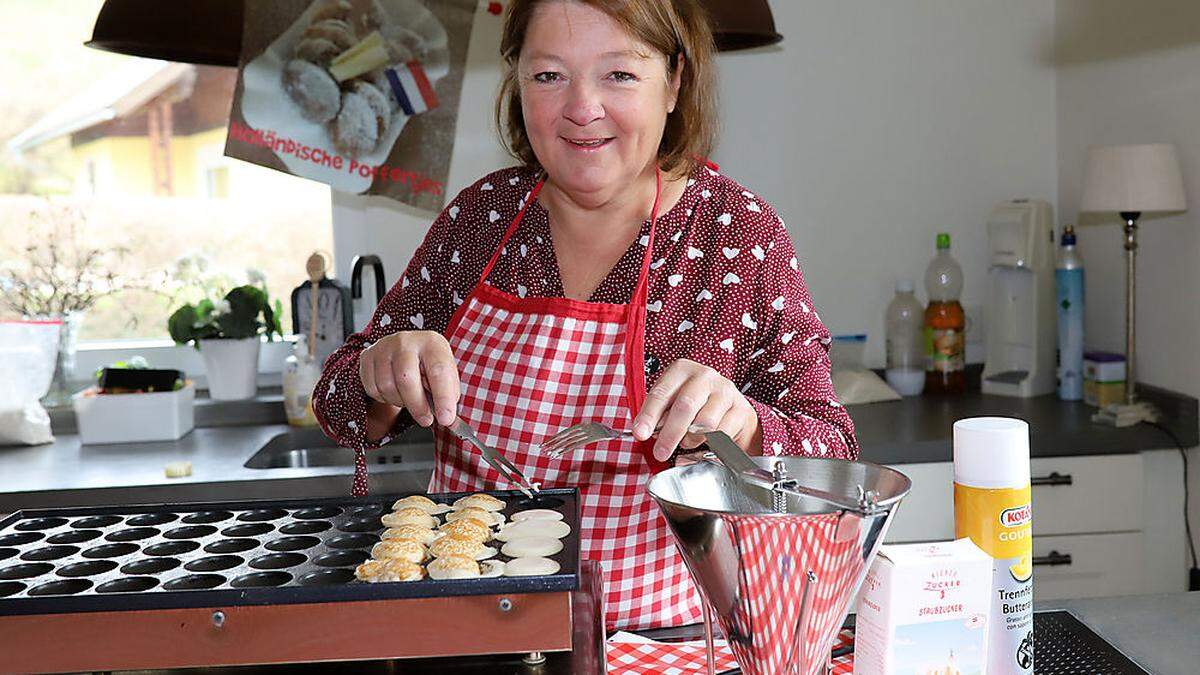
[924,233,967,395]
[885,279,925,396]
[1083,351,1126,408]
[1055,225,1085,400]
[283,334,321,427]
[954,417,1034,674]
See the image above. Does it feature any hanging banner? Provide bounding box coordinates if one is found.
[225,0,480,211]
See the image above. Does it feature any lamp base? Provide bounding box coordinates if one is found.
[1091,401,1159,427]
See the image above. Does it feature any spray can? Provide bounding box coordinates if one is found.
[953,417,1034,673]
[1056,225,1085,400]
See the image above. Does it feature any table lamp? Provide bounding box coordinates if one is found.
[1079,143,1187,423]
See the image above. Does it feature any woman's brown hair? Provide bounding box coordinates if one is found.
[495,0,717,177]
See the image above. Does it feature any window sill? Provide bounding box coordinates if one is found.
[48,385,290,436]
[74,337,295,384]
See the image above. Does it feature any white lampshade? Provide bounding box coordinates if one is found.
[1079,143,1187,214]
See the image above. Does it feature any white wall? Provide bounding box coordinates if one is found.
[330,1,1059,363]
[1054,0,1200,582]
[1055,0,1200,399]
[713,1,1058,366]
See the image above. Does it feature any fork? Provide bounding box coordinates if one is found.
[421,390,540,498]
[540,422,868,511]
[446,418,540,499]
[539,422,636,458]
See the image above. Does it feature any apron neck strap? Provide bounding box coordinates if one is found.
[477,178,547,284]
[477,168,664,297]
[633,168,663,300]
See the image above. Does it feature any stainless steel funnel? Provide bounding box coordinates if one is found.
[647,456,910,675]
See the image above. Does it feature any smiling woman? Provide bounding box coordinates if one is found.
[496,0,717,182]
[314,0,857,633]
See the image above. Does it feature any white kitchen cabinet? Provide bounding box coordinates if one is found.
[1026,454,1143,535]
[879,452,1182,600]
[1031,532,1145,600]
[882,462,954,543]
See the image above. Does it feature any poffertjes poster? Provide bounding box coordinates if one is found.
[225,0,481,211]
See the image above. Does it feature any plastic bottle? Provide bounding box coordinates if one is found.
[1055,226,1085,401]
[283,334,320,427]
[924,233,966,394]
[954,417,1034,674]
[885,279,925,396]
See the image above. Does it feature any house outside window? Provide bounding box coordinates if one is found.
[0,1,334,387]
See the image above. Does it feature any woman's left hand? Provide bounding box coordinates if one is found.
[632,358,762,461]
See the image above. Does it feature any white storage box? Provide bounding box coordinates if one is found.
[72,382,195,444]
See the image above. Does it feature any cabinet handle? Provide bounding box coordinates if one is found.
[1032,551,1072,566]
[1031,471,1073,486]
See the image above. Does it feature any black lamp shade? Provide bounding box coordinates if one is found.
[85,0,779,64]
[705,0,783,52]
[86,0,244,67]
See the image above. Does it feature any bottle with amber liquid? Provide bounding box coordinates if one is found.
[924,233,966,394]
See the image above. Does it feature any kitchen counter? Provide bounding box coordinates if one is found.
[1,384,1195,513]
[0,424,436,513]
[853,384,1197,464]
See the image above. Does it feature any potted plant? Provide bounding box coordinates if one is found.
[168,285,282,400]
[0,202,138,407]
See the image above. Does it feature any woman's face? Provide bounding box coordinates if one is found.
[518,1,681,202]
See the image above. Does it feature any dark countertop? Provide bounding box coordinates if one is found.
[854,384,1197,464]
[0,423,436,513]
[1,385,1195,514]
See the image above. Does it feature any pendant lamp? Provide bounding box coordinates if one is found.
[84,0,780,65]
[704,0,783,51]
[85,0,244,67]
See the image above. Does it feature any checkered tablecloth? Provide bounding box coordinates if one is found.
[606,629,855,674]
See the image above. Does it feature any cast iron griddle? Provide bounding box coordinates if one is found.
[0,488,579,617]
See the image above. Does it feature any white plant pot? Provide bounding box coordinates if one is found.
[199,337,261,401]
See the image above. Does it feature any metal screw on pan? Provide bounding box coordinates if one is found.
[211,610,226,629]
[498,597,513,612]
[771,461,788,513]
[522,651,546,665]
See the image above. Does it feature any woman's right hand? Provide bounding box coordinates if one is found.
[359,330,460,428]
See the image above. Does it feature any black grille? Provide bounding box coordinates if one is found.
[1035,610,1149,674]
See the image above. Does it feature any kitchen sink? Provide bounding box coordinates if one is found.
[244,427,435,469]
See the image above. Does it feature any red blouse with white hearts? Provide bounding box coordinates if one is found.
[313,163,859,460]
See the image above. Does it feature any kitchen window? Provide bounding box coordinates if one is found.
[0,1,333,384]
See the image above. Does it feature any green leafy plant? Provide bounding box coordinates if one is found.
[93,355,150,381]
[167,285,283,348]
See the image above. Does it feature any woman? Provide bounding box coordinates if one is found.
[314,0,858,630]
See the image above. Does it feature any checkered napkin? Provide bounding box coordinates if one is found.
[606,630,856,674]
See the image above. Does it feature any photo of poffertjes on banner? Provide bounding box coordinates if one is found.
[226,0,477,211]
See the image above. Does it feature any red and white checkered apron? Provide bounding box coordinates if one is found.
[429,173,703,631]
